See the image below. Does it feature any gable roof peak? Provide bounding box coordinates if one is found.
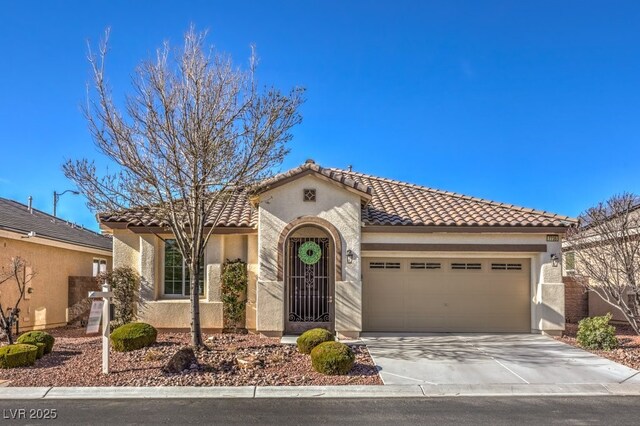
[251,161,374,198]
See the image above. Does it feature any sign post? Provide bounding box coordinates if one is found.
[88,282,113,374]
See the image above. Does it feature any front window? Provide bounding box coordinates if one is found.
[93,258,107,276]
[565,251,576,273]
[164,239,205,297]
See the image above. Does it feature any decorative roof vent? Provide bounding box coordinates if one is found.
[303,189,316,202]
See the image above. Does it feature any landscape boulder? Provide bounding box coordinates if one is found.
[163,347,198,373]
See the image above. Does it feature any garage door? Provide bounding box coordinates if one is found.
[362,258,531,333]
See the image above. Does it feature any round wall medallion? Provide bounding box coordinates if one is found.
[298,241,322,265]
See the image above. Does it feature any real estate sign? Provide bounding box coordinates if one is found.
[86,300,104,334]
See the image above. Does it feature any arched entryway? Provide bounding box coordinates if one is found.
[284,225,335,334]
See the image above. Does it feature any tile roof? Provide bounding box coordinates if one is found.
[98,191,256,228]
[99,162,577,230]
[330,169,576,228]
[0,197,112,251]
[252,160,373,197]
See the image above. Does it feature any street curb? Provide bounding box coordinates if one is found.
[1,384,640,399]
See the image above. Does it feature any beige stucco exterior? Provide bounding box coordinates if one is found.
[255,174,363,338]
[0,230,112,331]
[107,172,567,337]
[111,228,258,331]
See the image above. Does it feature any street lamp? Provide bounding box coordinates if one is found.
[53,189,79,217]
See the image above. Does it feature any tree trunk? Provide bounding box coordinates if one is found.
[190,259,203,348]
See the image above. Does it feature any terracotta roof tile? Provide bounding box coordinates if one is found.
[330,168,576,227]
[99,162,577,229]
[98,191,257,228]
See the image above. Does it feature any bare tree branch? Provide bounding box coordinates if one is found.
[64,26,305,347]
[566,193,640,334]
[0,257,36,344]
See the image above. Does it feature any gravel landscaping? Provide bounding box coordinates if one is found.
[0,327,382,387]
[557,323,640,371]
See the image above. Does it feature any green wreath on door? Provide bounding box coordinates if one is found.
[298,241,322,265]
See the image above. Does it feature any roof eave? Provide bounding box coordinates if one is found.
[361,224,574,234]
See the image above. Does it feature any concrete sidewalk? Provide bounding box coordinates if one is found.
[1,383,640,399]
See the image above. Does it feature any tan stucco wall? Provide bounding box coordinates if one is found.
[113,230,257,331]
[589,291,628,322]
[246,234,258,331]
[0,235,112,331]
[256,174,362,337]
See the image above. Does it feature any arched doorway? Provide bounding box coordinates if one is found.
[285,225,335,334]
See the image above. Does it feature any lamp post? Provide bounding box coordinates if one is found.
[53,189,79,217]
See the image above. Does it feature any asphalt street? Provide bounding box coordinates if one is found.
[0,397,639,425]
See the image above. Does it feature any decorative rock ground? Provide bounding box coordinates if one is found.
[0,327,382,387]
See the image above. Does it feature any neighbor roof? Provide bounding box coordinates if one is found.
[0,197,112,251]
[99,162,576,229]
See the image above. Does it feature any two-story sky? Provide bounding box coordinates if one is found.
[1,1,639,231]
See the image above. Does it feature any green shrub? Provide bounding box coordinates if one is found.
[296,328,335,354]
[577,314,618,350]
[99,267,141,329]
[310,341,355,375]
[16,331,55,355]
[221,259,248,331]
[110,322,157,352]
[32,343,46,359]
[0,344,38,368]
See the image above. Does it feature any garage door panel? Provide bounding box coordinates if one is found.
[363,257,531,333]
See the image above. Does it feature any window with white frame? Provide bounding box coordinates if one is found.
[92,258,107,277]
[564,251,576,274]
[164,239,205,297]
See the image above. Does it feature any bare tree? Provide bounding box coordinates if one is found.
[64,26,305,347]
[565,193,640,334]
[0,257,36,344]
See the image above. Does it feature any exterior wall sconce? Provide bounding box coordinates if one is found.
[346,249,354,264]
[550,253,559,267]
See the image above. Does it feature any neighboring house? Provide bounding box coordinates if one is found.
[563,203,640,323]
[99,160,576,338]
[0,197,112,331]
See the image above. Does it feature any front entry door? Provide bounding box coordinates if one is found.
[286,237,334,334]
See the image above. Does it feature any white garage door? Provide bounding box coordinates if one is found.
[362,258,531,333]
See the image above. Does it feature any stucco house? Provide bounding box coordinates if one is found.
[563,202,640,324]
[99,160,576,338]
[0,197,112,331]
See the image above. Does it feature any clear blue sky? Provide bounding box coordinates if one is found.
[1,1,639,231]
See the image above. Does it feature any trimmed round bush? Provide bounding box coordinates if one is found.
[577,314,618,350]
[310,341,355,375]
[110,322,158,352]
[0,344,39,368]
[16,331,55,355]
[296,328,335,354]
[31,343,46,359]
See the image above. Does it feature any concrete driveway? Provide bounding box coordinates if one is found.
[362,334,640,385]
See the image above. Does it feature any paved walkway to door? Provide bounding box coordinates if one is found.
[362,334,640,385]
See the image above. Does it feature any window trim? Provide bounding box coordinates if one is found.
[162,239,206,299]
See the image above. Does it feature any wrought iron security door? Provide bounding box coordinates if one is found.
[286,237,333,333]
